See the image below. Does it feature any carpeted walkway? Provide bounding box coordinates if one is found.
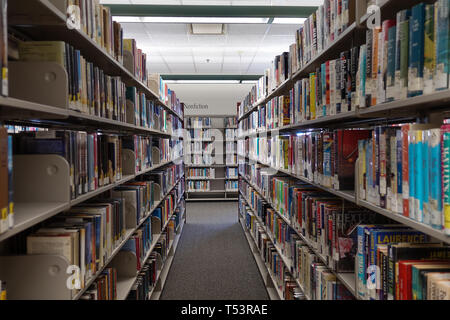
[160,201,269,300]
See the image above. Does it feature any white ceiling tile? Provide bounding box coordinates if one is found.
[196,63,222,73]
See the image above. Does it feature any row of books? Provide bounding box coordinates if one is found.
[238,0,450,128]
[127,252,158,300]
[225,181,238,191]
[26,196,129,294]
[187,129,212,140]
[240,204,300,300]
[79,267,118,300]
[187,181,210,192]
[124,198,184,300]
[185,141,214,154]
[185,155,213,166]
[226,168,238,179]
[126,87,183,134]
[67,0,123,64]
[0,127,13,235]
[225,129,237,140]
[186,117,211,128]
[238,0,354,116]
[295,241,355,300]
[357,124,450,231]
[187,168,215,179]
[14,130,123,200]
[17,41,183,123]
[123,135,180,174]
[240,166,450,300]
[226,142,237,153]
[239,122,450,233]
[224,117,237,128]
[241,196,355,300]
[357,225,450,300]
[12,129,179,200]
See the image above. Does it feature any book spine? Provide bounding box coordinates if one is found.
[424,4,436,94]
[408,3,425,97]
[386,23,397,102]
[429,129,442,229]
[415,130,424,222]
[402,125,410,217]
[435,0,450,91]
[443,129,450,235]
[400,11,411,100]
[408,129,416,220]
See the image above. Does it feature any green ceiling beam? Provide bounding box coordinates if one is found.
[105,5,317,18]
[161,75,262,81]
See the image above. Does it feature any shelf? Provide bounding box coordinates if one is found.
[186,198,238,202]
[150,214,185,300]
[239,218,280,300]
[9,0,183,122]
[240,181,357,299]
[185,164,238,168]
[239,155,450,245]
[186,177,238,181]
[187,190,225,193]
[0,96,181,138]
[0,159,183,243]
[0,202,69,242]
[238,23,360,121]
[114,195,185,300]
[72,178,185,300]
[239,217,283,300]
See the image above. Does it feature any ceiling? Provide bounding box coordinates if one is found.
[101,0,321,75]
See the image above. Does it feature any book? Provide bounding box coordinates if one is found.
[435,0,450,91]
[0,127,7,234]
[408,3,426,98]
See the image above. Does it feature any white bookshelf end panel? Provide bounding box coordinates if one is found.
[9,62,69,110]
[14,154,70,203]
[0,255,72,300]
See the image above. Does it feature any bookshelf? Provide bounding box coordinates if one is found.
[0,0,186,300]
[184,115,238,201]
[237,0,450,301]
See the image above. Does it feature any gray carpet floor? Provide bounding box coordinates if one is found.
[160,201,269,300]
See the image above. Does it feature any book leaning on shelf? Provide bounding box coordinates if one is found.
[0,127,13,235]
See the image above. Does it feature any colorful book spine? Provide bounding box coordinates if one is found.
[435,0,450,91]
[429,129,443,230]
[424,4,436,94]
[408,3,425,98]
[443,127,450,235]
[386,21,397,102]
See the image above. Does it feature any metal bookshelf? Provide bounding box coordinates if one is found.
[236,0,450,301]
[184,115,239,201]
[0,0,187,301]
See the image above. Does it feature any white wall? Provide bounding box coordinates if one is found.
[168,83,254,116]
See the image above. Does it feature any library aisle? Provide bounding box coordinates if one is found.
[161,202,268,300]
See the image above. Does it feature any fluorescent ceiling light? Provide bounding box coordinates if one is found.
[272,18,307,24]
[113,16,269,24]
[164,80,241,84]
[241,80,259,84]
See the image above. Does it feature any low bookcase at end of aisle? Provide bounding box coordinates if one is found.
[184,115,239,202]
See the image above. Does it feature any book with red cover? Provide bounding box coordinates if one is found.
[333,129,371,190]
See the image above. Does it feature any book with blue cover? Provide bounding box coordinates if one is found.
[408,3,425,97]
[435,0,450,91]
